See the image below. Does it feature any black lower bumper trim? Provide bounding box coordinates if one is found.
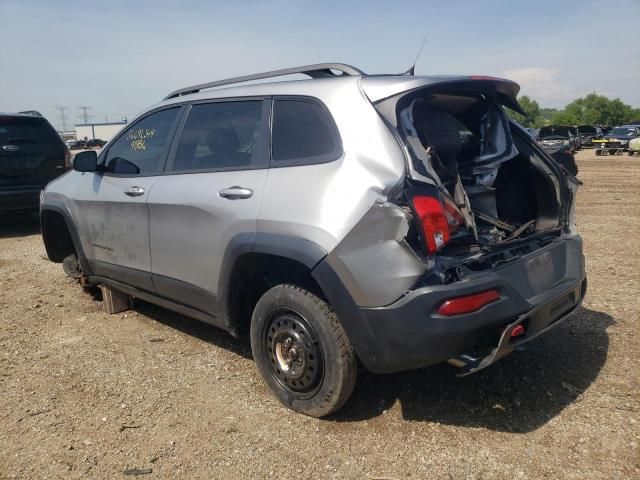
[451,278,586,376]
[314,235,586,374]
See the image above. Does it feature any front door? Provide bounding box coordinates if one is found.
[72,107,182,291]
[147,100,269,315]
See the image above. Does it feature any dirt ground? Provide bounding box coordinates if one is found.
[0,149,638,479]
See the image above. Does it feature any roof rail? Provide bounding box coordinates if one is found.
[17,110,43,116]
[163,63,365,100]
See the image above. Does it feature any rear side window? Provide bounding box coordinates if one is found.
[271,99,341,166]
[104,108,179,175]
[171,101,265,172]
[0,116,61,145]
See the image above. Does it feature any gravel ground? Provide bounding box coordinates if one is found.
[0,149,638,479]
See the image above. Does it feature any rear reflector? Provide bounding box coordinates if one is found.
[437,289,500,316]
[510,324,526,337]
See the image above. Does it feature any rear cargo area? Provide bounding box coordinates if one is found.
[376,85,567,257]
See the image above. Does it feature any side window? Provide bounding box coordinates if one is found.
[171,101,265,172]
[104,108,179,175]
[271,99,341,165]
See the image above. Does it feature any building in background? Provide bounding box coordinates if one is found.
[75,118,127,141]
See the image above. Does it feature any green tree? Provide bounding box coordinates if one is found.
[538,108,558,127]
[550,110,580,125]
[507,95,541,127]
[561,93,636,126]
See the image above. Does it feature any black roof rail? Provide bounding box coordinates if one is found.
[163,63,365,100]
[17,110,43,116]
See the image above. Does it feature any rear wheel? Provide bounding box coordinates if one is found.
[250,284,357,417]
[62,253,83,279]
[595,150,602,156]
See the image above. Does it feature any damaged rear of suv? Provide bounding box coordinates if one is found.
[40,64,585,417]
[331,75,586,379]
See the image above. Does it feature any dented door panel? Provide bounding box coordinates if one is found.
[72,172,159,290]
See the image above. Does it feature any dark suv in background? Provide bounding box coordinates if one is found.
[0,112,69,213]
[577,125,602,147]
[538,125,579,153]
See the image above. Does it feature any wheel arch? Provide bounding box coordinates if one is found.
[217,232,376,371]
[218,233,329,336]
[40,201,92,275]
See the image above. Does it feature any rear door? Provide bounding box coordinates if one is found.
[0,115,66,189]
[72,107,183,291]
[148,99,269,315]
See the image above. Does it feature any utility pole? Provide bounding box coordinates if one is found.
[55,106,69,131]
[78,106,92,124]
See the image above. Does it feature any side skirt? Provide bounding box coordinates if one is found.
[88,275,226,330]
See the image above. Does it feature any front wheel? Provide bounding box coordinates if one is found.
[250,284,357,417]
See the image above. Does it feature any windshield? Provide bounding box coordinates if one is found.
[609,127,636,136]
[539,127,571,139]
[578,125,596,134]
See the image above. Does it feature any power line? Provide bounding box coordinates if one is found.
[55,106,69,131]
[78,106,93,124]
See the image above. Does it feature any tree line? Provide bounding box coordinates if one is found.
[508,93,640,128]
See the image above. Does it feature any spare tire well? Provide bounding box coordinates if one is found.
[228,253,326,336]
[41,210,75,262]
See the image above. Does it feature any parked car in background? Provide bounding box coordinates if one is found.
[86,138,107,149]
[593,125,640,155]
[0,112,70,212]
[567,126,582,150]
[577,125,602,147]
[538,125,578,153]
[68,140,87,150]
[40,64,585,417]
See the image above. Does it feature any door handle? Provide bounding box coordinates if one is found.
[124,186,145,197]
[218,186,253,200]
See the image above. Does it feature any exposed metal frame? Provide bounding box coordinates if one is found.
[163,63,366,100]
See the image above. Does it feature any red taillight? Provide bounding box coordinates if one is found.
[411,195,464,254]
[437,289,501,316]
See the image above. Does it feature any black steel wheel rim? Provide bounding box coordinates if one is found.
[263,310,323,395]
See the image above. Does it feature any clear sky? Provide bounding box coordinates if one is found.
[2,0,639,130]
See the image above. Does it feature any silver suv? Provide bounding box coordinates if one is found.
[41,64,586,417]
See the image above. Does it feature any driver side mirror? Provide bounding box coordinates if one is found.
[73,150,98,172]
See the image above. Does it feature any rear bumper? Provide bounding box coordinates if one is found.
[316,235,585,374]
[595,142,628,151]
[0,187,42,212]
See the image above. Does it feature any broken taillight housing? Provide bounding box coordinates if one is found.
[411,194,464,254]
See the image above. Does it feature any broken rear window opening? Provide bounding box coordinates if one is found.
[378,88,563,257]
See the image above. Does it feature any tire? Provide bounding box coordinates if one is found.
[595,150,601,156]
[250,284,357,417]
[62,253,83,279]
